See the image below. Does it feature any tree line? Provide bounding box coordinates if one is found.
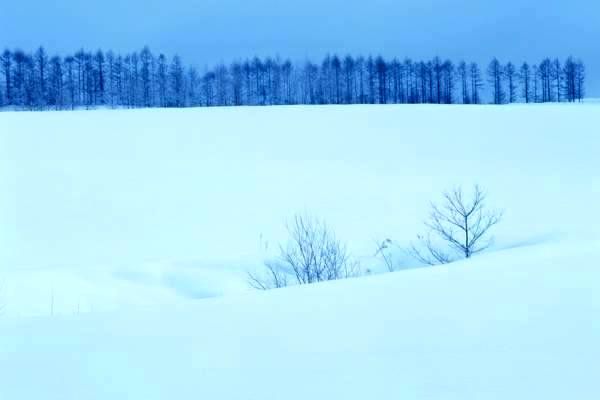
[0,46,586,110]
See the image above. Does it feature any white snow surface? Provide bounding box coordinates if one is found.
[1,104,599,315]
[1,239,600,399]
[0,104,599,398]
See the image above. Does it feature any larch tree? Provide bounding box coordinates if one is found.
[487,58,504,104]
[375,56,387,104]
[519,62,532,103]
[34,47,48,108]
[140,47,153,107]
[504,62,517,103]
[0,49,12,105]
[458,61,470,104]
[469,62,483,104]
[48,56,63,109]
[0,48,587,110]
[575,60,585,102]
[551,59,563,102]
[169,55,185,107]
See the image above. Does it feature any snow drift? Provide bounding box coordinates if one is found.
[1,238,599,399]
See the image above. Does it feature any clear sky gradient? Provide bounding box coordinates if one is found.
[2,0,598,96]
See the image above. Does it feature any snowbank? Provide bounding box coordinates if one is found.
[1,238,599,399]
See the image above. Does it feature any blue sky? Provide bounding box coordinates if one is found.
[2,0,598,95]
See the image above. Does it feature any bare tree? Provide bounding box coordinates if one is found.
[532,64,540,102]
[575,60,585,102]
[34,46,48,108]
[0,49,587,110]
[168,55,185,107]
[48,55,64,109]
[139,46,153,107]
[412,185,503,265]
[248,214,357,289]
[505,62,517,103]
[1,49,12,105]
[469,62,483,104]
[342,55,355,104]
[551,58,563,102]
[519,62,532,103]
[539,58,553,102]
[487,58,505,104]
[457,61,470,104]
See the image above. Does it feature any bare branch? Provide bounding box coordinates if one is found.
[249,213,356,289]
[247,261,289,290]
[411,185,502,265]
[410,234,454,265]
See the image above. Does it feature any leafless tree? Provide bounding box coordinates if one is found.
[0,48,588,110]
[487,58,505,104]
[457,61,470,104]
[519,62,532,103]
[411,185,503,265]
[469,62,483,104]
[248,214,357,289]
[505,62,517,103]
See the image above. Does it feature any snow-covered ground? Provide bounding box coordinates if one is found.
[1,104,599,315]
[0,104,599,398]
[1,238,599,399]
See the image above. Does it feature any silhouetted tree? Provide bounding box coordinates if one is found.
[0,48,587,110]
[539,58,553,102]
[94,50,106,105]
[458,61,470,104]
[551,59,563,102]
[0,50,12,105]
[487,58,505,104]
[375,56,387,104]
[505,62,517,103]
[519,62,532,103]
[156,54,168,107]
[48,56,63,109]
[139,47,153,107]
[64,56,75,109]
[469,62,483,104]
[441,60,455,104]
[532,64,540,102]
[575,60,585,102]
[366,56,376,104]
[34,47,48,108]
[169,55,184,107]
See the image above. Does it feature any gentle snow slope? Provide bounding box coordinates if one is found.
[1,238,599,400]
[1,104,599,315]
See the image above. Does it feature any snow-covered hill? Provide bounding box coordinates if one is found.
[1,104,599,398]
[0,104,600,315]
[1,104,599,315]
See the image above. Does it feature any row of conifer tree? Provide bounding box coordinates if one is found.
[0,47,586,110]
